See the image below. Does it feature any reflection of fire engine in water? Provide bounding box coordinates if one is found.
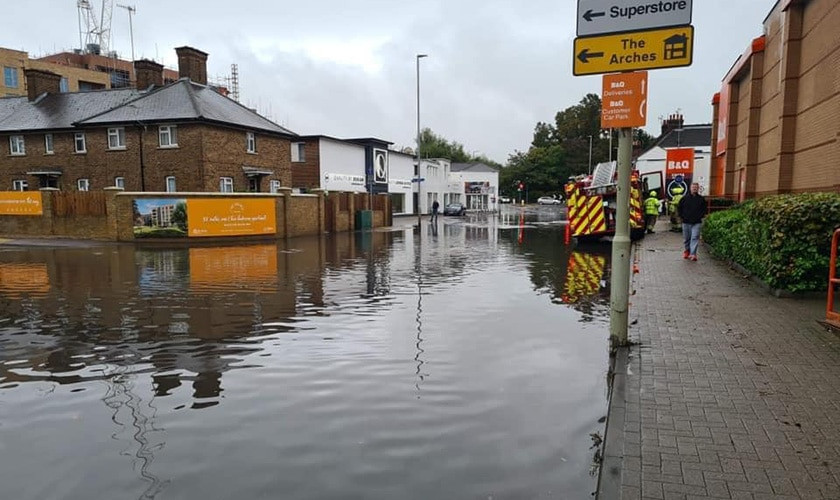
[565,162,664,242]
[561,251,607,304]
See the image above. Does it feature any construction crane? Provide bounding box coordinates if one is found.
[77,0,114,55]
[116,4,136,61]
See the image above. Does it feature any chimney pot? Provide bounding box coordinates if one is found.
[24,69,62,101]
[175,46,208,85]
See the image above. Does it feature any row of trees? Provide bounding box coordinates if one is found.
[417,94,656,200]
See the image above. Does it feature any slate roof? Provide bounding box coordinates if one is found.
[79,79,296,136]
[0,88,140,132]
[655,124,712,149]
[450,162,500,173]
[0,79,296,137]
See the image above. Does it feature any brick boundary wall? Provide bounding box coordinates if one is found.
[0,189,392,242]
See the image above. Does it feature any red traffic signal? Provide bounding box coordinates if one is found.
[518,182,524,190]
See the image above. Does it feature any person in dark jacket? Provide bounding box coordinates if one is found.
[677,183,707,261]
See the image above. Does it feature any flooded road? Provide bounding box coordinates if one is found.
[0,206,613,500]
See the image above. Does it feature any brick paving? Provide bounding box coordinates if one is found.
[602,223,840,499]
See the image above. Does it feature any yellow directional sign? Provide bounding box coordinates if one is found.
[573,25,694,76]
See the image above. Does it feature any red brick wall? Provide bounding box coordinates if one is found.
[290,138,321,190]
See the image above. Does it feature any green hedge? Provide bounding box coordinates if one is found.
[702,193,840,292]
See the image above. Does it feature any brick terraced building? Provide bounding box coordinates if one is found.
[0,47,296,193]
[711,0,839,198]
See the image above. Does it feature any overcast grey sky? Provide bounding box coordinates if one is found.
[3,0,771,162]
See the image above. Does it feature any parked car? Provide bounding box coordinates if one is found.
[499,196,512,204]
[537,196,563,205]
[443,203,466,216]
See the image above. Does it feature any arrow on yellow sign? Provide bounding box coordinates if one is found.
[573,25,694,76]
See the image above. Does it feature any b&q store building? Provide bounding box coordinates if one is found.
[710,0,838,200]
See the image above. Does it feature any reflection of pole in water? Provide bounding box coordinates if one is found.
[414,228,426,395]
[102,367,169,499]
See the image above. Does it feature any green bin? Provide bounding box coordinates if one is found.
[355,210,373,230]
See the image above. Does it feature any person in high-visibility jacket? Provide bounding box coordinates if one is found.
[644,191,660,234]
[669,187,685,232]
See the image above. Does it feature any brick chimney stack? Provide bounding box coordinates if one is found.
[175,46,208,85]
[134,59,164,89]
[661,113,685,137]
[25,69,62,101]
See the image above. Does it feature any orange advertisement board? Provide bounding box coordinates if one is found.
[666,148,695,178]
[189,245,278,292]
[716,83,730,157]
[187,198,277,238]
[601,71,648,129]
[0,191,43,216]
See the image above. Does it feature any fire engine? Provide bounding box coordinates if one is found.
[564,161,664,242]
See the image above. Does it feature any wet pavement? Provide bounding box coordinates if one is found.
[0,206,615,500]
[604,220,840,500]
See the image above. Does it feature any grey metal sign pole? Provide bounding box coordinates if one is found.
[610,127,633,346]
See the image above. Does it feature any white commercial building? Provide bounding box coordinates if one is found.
[292,135,414,215]
[450,163,500,212]
[415,158,458,214]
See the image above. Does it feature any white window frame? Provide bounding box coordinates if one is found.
[246,132,256,153]
[114,177,125,189]
[291,142,306,162]
[9,135,25,155]
[107,127,126,150]
[269,180,281,193]
[159,125,178,148]
[74,132,86,153]
[12,180,27,191]
[77,178,90,191]
[44,133,54,154]
[220,177,234,193]
[165,176,177,193]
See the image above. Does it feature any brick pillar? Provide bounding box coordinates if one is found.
[311,189,326,234]
[278,187,292,239]
[348,191,356,231]
[103,187,123,241]
[777,5,803,194]
[39,187,58,236]
[744,48,765,199]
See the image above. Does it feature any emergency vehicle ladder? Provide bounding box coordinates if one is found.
[827,229,840,329]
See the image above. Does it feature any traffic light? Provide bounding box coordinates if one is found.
[518,182,524,191]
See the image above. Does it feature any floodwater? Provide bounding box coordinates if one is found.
[0,206,613,500]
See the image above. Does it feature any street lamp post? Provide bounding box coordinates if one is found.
[588,135,593,175]
[416,54,428,226]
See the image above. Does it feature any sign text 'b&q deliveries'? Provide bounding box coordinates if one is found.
[601,71,648,129]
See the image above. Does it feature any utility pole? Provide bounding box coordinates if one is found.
[415,54,427,226]
[609,126,633,346]
[117,4,136,61]
[588,135,593,175]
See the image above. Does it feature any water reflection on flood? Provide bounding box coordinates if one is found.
[0,208,613,500]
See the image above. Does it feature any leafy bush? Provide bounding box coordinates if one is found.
[703,193,840,292]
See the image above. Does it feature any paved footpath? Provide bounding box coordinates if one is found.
[599,222,840,499]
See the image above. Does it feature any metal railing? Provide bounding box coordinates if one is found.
[827,229,840,329]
